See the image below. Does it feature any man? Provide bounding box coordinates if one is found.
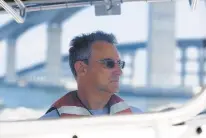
[41,31,141,119]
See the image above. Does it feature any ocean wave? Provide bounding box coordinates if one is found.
[0,107,45,121]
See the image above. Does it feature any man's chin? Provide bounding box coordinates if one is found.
[99,86,120,95]
[108,88,120,94]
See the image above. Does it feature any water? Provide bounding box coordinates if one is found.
[0,83,193,121]
[0,84,189,111]
[0,84,67,109]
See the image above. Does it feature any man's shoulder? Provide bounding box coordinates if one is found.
[39,108,60,119]
[130,106,143,113]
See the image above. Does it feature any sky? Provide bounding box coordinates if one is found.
[0,0,206,85]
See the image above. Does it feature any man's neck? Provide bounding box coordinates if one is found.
[77,88,112,110]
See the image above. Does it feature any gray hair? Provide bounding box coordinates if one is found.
[69,31,117,77]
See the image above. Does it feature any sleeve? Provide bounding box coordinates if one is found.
[130,106,143,113]
[39,107,60,119]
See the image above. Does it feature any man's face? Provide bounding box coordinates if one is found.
[86,41,123,95]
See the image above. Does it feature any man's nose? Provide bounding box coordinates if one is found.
[113,64,123,76]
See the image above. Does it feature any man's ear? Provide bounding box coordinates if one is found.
[74,61,87,77]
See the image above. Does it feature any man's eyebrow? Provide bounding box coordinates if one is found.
[102,58,122,60]
[99,58,118,61]
[103,58,112,60]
